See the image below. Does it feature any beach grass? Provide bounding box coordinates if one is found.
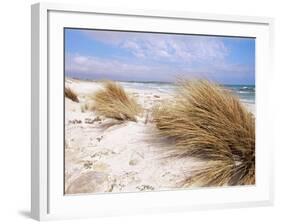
[65,87,79,103]
[153,80,255,186]
[92,81,142,121]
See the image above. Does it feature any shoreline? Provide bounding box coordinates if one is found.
[66,78,255,114]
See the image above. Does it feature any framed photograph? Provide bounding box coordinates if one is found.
[31,2,274,221]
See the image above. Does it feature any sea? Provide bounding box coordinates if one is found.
[119,81,255,106]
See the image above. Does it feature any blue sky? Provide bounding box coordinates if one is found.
[65,28,255,85]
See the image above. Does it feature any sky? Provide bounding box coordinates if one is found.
[65,28,255,85]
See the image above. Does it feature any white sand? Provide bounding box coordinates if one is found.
[64,78,254,194]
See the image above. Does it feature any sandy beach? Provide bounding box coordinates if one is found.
[64,78,255,194]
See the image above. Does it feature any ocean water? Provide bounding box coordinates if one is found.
[224,85,255,105]
[120,81,255,105]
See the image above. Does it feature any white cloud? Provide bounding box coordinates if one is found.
[65,52,253,83]
[82,30,229,63]
[66,30,254,83]
[65,53,204,82]
[67,54,151,78]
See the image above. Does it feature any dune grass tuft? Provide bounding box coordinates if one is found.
[92,81,142,121]
[65,87,79,103]
[153,80,255,186]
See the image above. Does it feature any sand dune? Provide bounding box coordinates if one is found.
[64,78,254,194]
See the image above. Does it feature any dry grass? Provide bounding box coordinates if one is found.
[92,81,142,121]
[65,87,79,103]
[153,80,255,186]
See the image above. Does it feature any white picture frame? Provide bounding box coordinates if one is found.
[31,2,274,221]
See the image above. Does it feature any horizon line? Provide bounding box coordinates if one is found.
[65,76,255,86]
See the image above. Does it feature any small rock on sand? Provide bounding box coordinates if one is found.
[129,151,144,166]
[129,159,138,166]
[66,171,112,194]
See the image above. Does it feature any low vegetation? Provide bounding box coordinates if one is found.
[92,81,142,121]
[65,87,79,103]
[153,80,255,186]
